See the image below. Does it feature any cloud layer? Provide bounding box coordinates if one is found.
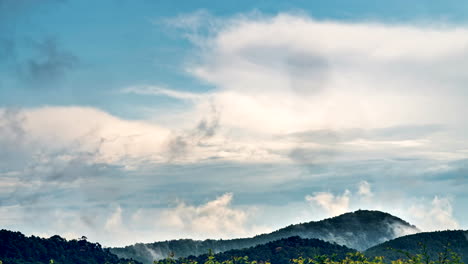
[1,12,468,246]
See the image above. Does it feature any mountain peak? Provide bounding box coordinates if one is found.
[111,210,419,263]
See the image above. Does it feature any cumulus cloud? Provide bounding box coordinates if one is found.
[159,193,263,238]
[304,181,372,218]
[6,193,268,247]
[408,196,459,231]
[306,190,351,216]
[0,106,171,166]
[358,181,373,198]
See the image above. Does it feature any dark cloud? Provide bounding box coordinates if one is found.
[19,37,79,85]
[167,104,220,161]
[0,0,77,87]
[167,136,189,160]
[0,38,15,61]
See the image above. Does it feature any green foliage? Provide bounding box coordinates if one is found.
[157,250,463,264]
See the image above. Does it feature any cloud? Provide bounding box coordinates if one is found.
[305,181,459,232]
[306,190,351,216]
[3,12,468,243]
[166,103,220,161]
[174,13,468,141]
[122,85,205,101]
[0,1,73,86]
[20,37,79,85]
[119,14,468,167]
[358,181,373,198]
[0,106,171,166]
[159,193,264,238]
[408,196,459,231]
[131,12,468,168]
[0,106,173,209]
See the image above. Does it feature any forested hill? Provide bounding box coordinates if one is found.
[173,236,356,264]
[365,230,468,263]
[0,229,141,264]
[111,210,419,263]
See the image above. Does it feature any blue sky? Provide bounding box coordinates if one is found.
[1,0,468,246]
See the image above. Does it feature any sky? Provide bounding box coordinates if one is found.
[1,0,468,247]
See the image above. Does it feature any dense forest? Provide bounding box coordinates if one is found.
[111,210,418,262]
[0,229,140,264]
[171,236,355,264]
[365,230,468,263]
[156,251,464,264]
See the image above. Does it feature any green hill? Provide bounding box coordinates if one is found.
[111,210,418,263]
[174,236,356,264]
[365,230,468,263]
[0,229,140,264]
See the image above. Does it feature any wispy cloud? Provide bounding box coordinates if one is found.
[122,85,206,101]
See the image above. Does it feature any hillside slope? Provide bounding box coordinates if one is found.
[111,210,418,263]
[0,229,140,264]
[365,230,468,263]
[175,236,356,264]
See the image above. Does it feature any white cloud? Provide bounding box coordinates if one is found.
[305,181,375,218]
[0,106,174,173]
[122,85,205,101]
[6,14,468,171]
[194,15,468,134]
[145,13,468,164]
[159,193,267,238]
[306,190,351,216]
[305,181,459,232]
[408,196,459,231]
[4,193,269,247]
[358,181,373,198]
[3,13,468,244]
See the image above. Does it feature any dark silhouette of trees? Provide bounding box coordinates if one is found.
[0,229,140,264]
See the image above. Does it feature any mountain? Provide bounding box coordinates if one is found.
[173,236,356,264]
[111,210,419,263]
[365,230,468,263]
[0,229,141,264]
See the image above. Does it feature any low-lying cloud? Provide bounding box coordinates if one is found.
[305,181,459,232]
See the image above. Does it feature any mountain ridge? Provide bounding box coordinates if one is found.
[110,210,419,263]
[364,230,468,263]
